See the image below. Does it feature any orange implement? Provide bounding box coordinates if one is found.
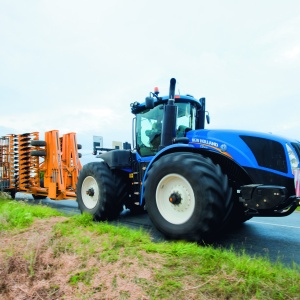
[0,130,82,200]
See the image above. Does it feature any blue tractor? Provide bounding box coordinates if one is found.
[76,78,300,241]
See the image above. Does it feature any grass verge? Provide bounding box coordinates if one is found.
[0,196,63,230]
[0,196,299,299]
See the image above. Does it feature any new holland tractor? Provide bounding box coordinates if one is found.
[76,78,300,241]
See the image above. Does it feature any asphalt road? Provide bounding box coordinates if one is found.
[16,193,300,268]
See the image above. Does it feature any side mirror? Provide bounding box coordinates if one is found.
[145,97,154,109]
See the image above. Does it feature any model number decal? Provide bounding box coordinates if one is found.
[192,138,219,147]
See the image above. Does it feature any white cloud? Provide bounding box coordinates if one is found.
[0,0,300,151]
[282,45,300,61]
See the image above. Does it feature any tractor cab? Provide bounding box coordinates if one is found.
[131,81,208,157]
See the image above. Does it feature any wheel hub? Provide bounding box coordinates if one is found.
[82,176,99,210]
[86,188,94,197]
[169,192,182,205]
[155,173,195,225]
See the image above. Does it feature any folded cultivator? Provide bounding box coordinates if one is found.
[0,130,82,200]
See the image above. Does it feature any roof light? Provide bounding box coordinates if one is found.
[154,87,159,95]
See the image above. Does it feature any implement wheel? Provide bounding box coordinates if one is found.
[30,150,46,156]
[76,162,123,221]
[30,140,46,147]
[144,152,232,242]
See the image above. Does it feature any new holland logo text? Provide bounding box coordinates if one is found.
[192,138,219,147]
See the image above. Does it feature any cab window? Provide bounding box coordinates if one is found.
[176,103,196,137]
[136,102,196,157]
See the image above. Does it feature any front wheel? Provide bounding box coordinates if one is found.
[144,152,232,242]
[76,162,123,221]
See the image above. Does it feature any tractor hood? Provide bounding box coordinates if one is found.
[187,129,300,176]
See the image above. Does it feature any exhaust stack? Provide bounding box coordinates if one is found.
[159,78,178,150]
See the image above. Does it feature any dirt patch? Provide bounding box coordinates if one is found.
[0,217,163,299]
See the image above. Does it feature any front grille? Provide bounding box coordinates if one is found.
[240,136,287,173]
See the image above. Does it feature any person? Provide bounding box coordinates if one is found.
[149,113,163,150]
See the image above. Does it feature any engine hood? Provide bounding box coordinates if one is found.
[186,129,299,176]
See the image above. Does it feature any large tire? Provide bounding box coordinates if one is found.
[76,162,123,221]
[144,152,232,242]
[111,170,128,203]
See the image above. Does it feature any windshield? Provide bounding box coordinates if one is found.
[135,102,196,157]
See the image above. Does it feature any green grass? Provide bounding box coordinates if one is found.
[0,197,63,230]
[0,196,300,299]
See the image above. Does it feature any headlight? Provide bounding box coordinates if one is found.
[286,143,300,172]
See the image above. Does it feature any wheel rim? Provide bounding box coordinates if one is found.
[81,176,99,209]
[155,173,195,224]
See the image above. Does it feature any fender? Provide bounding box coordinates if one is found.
[139,143,245,205]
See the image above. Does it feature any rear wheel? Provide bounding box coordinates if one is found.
[144,152,232,242]
[76,162,123,220]
[112,169,129,210]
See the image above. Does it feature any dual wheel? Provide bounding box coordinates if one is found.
[77,152,233,241]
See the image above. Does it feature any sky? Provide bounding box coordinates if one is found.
[0,1,300,165]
